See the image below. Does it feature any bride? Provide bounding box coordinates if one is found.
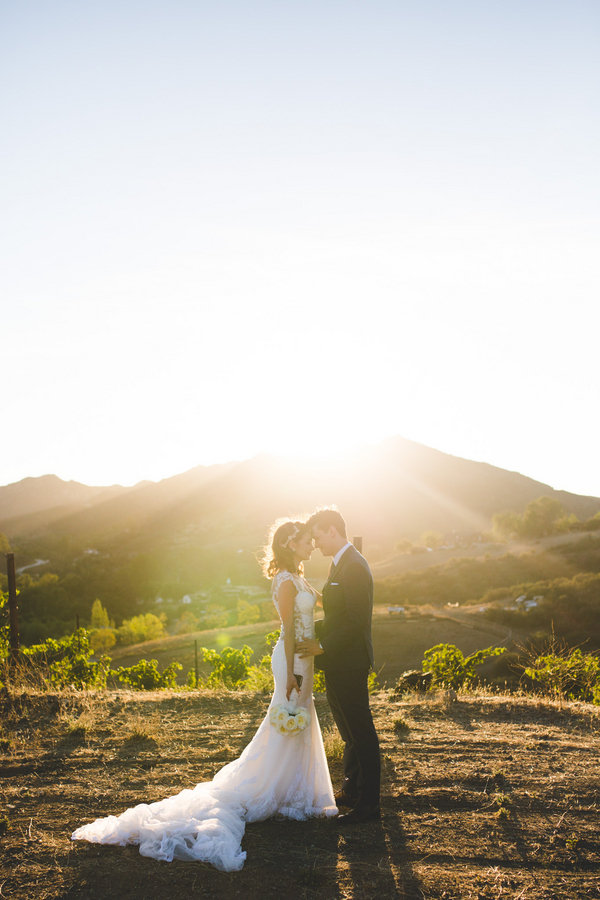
[71,518,337,871]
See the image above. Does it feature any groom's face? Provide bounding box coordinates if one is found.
[312,525,338,557]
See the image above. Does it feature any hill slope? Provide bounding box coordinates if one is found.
[2,437,599,552]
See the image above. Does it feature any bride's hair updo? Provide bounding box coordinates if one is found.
[261,518,310,579]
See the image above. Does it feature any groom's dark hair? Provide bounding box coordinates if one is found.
[308,508,347,539]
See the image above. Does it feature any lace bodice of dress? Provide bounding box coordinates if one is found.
[272,570,316,642]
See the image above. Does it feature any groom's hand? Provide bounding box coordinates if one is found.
[297,639,324,658]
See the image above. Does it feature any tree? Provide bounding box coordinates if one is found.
[173,611,200,634]
[492,511,521,541]
[493,497,570,540]
[90,599,112,629]
[236,598,260,625]
[520,497,566,538]
[90,628,116,653]
[117,613,166,646]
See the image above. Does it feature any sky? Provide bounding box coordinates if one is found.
[2,1,599,497]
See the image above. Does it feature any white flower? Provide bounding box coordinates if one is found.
[285,716,297,731]
[295,711,308,729]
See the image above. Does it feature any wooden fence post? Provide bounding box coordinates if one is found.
[194,640,199,687]
[6,553,20,668]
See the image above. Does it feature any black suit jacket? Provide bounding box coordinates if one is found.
[315,544,374,672]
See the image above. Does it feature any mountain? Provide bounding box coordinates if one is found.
[1,438,599,550]
[0,475,129,534]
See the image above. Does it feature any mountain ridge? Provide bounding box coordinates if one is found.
[1,437,599,547]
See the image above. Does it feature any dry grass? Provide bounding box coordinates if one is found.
[1,688,600,899]
[322,727,344,761]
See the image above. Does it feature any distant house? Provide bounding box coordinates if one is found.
[181,595,192,605]
[387,606,405,615]
[514,594,540,611]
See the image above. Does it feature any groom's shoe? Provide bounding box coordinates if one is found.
[334,790,357,808]
[336,804,381,825]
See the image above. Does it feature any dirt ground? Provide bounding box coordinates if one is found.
[1,688,599,899]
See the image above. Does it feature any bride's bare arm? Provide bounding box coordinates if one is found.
[276,579,301,700]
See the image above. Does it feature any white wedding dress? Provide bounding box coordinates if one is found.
[71,570,337,871]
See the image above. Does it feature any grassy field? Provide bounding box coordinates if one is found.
[1,687,599,898]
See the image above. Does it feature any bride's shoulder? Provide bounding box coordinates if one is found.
[272,569,299,590]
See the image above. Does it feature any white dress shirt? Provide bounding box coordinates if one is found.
[332,541,353,568]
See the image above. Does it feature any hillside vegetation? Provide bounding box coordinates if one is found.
[2,444,600,701]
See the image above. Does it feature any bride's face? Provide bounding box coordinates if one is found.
[291,531,314,562]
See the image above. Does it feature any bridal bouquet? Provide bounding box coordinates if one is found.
[269,703,310,736]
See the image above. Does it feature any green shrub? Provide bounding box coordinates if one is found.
[200,645,254,688]
[186,668,200,689]
[524,647,599,702]
[23,628,111,689]
[368,670,380,693]
[422,643,506,691]
[115,658,182,690]
[265,630,280,650]
[243,654,274,693]
[393,716,410,735]
[313,669,326,693]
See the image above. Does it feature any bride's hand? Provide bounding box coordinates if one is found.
[286,673,300,701]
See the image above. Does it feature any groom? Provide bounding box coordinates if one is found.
[297,508,380,824]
